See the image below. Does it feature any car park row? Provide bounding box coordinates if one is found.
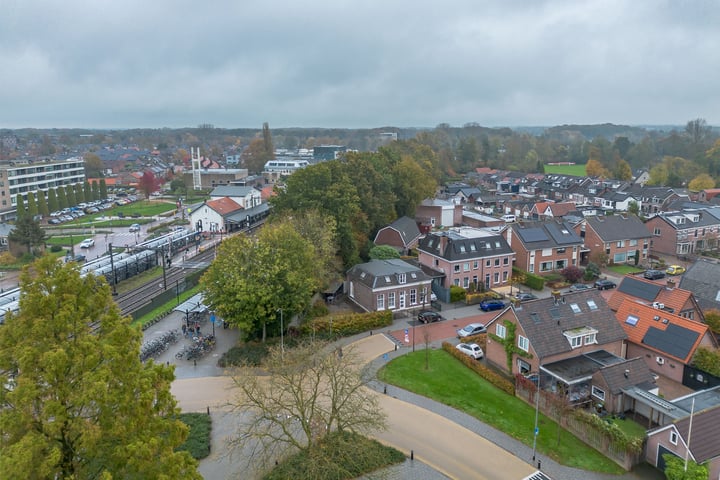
[47,196,139,225]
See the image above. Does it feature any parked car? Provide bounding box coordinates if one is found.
[515,293,538,301]
[594,279,617,290]
[69,254,86,263]
[643,269,666,280]
[457,323,487,338]
[479,300,505,311]
[568,283,592,292]
[418,310,443,324]
[456,343,484,360]
[129,224,141,232]
[666,265,686,276]
[79,238,95,249]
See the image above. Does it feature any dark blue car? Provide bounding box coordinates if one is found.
[479,300,505,311]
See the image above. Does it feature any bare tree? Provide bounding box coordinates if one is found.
[227,341,387,473]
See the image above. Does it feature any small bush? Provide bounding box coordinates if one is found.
[177,412,212,459]
[449,285,466,302]
[265,431,405,480]
[303,310,392,337]
[306,298,329,319]
[50,244,63,253]
[465,291,502,305]
[218,341,270,367]
[561,265,584,283]
[0,252,16,265]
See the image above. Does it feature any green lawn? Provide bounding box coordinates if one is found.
[62,201,178,227]
[378,350,625,474]
[607,265,644,275]
[543,164,587,176]
[45,235,92,246]
[177,412,212,459]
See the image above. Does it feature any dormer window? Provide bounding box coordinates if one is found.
[397,274,406,284]
[563,326,598,349]
[385,276,392,283]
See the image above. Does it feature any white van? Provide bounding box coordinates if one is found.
[501,214,516,223]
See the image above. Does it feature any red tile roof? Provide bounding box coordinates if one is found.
[607,276,694,313]
[615,299,710,363]
[206,197,242,215]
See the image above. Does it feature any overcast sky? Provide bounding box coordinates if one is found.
[2,0,718,129]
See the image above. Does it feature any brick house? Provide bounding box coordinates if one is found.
[417,227,514,296]
[415,198,463,230]
[346,259,432,313]
[644,211,720,256]
[508,220,583,274]
[373,216,421,254]
[590,357,656,415]
[607,275,704,321]
[646,400,720,478]
[614,299,717,384]
[484,290,628,405]
[576,215,652,266]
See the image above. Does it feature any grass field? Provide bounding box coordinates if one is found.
[543,164,587,176]
[378,350,626,474]
[608,265,644,275]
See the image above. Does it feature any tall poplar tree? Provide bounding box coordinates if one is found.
[0,257,201,479]
[37,190,49,217]
[26,192,38,218]
[57,185,68,210]
[14,193,25,219]
[47,187,59,213]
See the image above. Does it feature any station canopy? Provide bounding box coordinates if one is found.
[174,293,208,314]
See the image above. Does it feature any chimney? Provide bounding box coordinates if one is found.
[666,279,675,289]
[624,369,630,378]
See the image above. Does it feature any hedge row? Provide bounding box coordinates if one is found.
[302,310,393,337]
[449,285,466,302]
[466,291,502,305]
[442,342,515,395]
[512,266,545,291]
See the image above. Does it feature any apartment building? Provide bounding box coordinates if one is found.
[0,157,86,221]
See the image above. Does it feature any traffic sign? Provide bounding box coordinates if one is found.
[210,314,216,323]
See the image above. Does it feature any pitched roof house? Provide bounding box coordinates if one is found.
[508,220,583,274]
[646,395,720,479]
[485,290,628,405]
[576,215,652,266]
[644,210,720,256]
[590,357,656,415]
[346,259,432,313]
[607,275,703,322]
[417,227,514,297]
[679,259,720,311]
[373,216,421,254]
[615,299,717,383]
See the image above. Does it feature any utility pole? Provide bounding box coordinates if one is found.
[108,243,117,296]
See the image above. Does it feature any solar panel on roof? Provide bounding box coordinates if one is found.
[643,324,700,360]
[545,223,579,244]
[520,227,549,242]
[618,277,663,302]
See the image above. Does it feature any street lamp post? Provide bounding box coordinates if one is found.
[185,309,190,330]
[532,373,541,462]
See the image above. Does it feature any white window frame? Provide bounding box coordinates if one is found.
[398,273,406,284]
[518,335,529,352]
[377,294,385,310]
[669,431,678,445]
[496,323,506,339]
[388,292,396,309]
[409,289,417,305]
[592,385,605,401]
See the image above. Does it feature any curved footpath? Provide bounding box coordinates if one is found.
[169,321,662,479]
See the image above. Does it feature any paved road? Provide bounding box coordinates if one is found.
[170,332,537,480]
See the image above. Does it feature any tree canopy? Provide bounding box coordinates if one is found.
[8,215,46,254]
[200,220,319,340]
[0,256,200,479]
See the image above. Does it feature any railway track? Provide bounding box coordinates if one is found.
[115,245,217,316]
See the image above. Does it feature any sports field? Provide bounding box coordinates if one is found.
[543,163,587,176]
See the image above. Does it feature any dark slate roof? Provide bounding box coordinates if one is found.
[418,228,513,261]
[584,215,651,242]
[226,202,270,223]
[513,220,583,249]
[346,259,430,289]
[679,259,720,310]
[595,357,655,395]
[514,290,627,360]
[383,216,421,246]
[642,323,700,360]
[674,404,720,463]
[617,276,663,302]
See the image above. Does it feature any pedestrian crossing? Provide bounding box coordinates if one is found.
[522,471,552,480]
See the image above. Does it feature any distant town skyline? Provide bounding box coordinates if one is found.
[2,0,718,129]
